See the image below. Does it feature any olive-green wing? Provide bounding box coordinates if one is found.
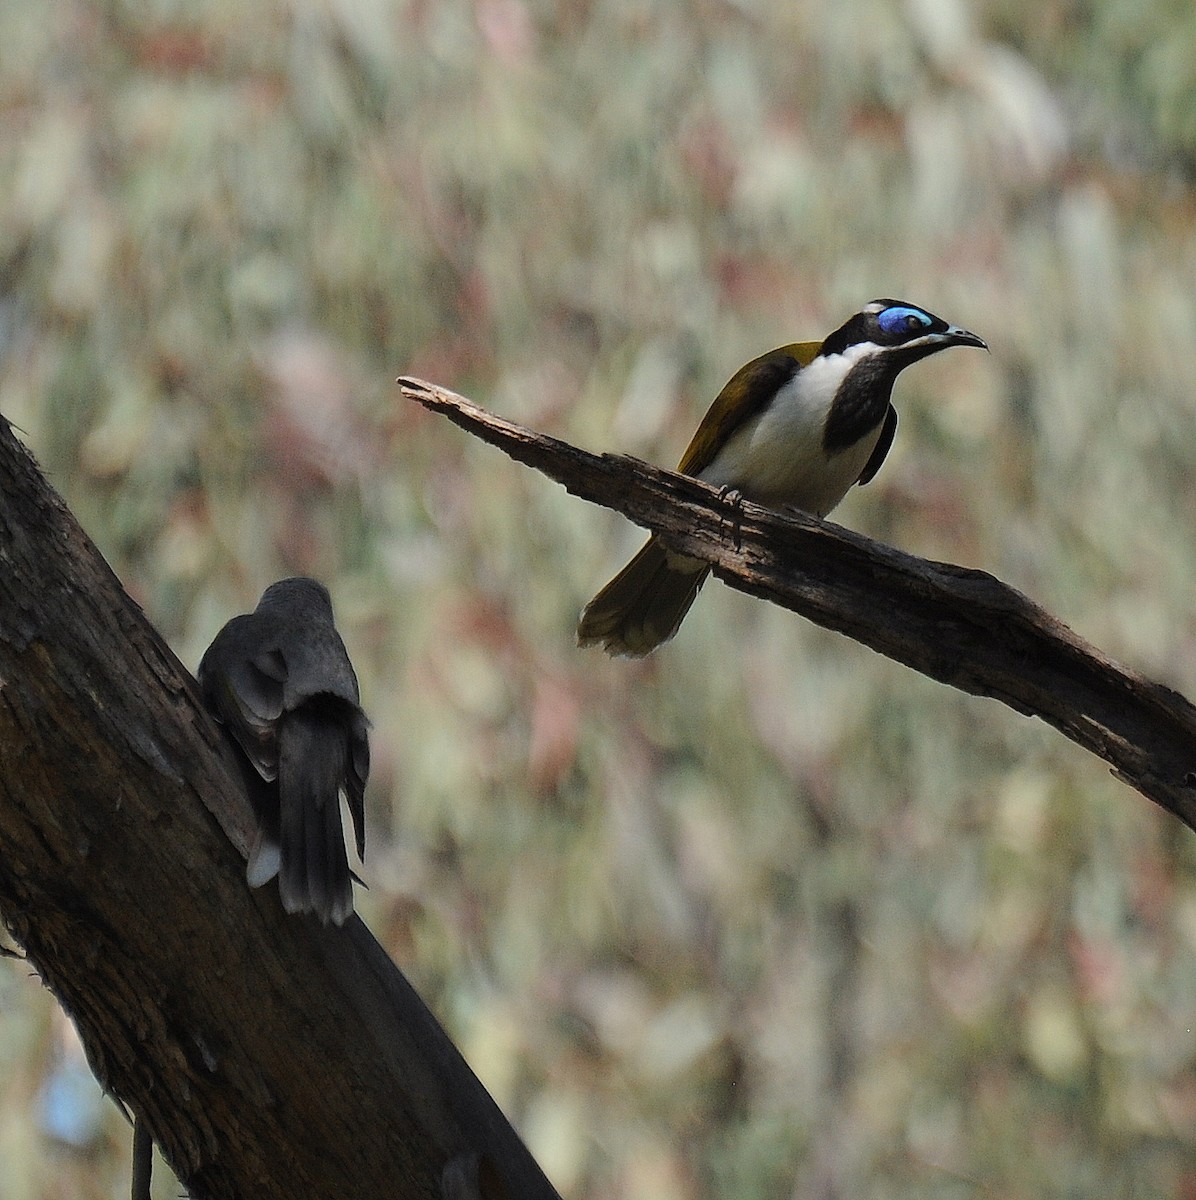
[677,341,822,476]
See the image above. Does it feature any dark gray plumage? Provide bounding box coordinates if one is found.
[198,577,369,925]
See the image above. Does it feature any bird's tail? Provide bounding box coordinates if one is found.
[577,536,709,656]
[275,707,355,925]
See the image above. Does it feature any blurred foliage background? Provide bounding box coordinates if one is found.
[3,1,1196,1197]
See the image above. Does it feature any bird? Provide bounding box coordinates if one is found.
[198,577,370,925]
[577,299,987,656]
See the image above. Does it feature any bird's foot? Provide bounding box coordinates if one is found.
[716,485,745,549]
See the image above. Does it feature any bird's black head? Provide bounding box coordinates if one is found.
[820,299,987,366]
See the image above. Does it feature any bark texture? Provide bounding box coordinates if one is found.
[399,375,1196,834]
[0,413,558,1200]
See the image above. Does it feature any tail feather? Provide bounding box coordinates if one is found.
[577,536,709,657]
[277,708,354,925]
[246,832,281,888]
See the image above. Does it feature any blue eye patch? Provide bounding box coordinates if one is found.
[877,305,933,336]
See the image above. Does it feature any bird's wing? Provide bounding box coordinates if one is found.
[198,616,287,780]
[346,711,371,860]
[855,403,898,487]
[677,341,821,476]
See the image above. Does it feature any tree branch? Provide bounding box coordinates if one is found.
[0,413,559,1200]
[398,375,1196,834]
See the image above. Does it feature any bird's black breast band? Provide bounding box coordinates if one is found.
[821,356,896,454]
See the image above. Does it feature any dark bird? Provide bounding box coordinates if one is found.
[198,577,369,925]
[577,299,987,656]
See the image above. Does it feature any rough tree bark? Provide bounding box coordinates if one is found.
[0,413,560,1200]
[398,376,1196,835]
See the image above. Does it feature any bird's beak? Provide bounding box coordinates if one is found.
[942,325,988,351]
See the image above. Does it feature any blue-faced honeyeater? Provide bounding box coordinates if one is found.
[577,299,987,656]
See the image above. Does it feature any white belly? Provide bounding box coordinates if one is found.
[696,350,883,518]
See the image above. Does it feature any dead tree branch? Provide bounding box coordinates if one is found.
[399,375,1196,834]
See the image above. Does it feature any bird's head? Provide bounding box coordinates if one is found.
[819,299,987,368]
[256,576,335,620]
